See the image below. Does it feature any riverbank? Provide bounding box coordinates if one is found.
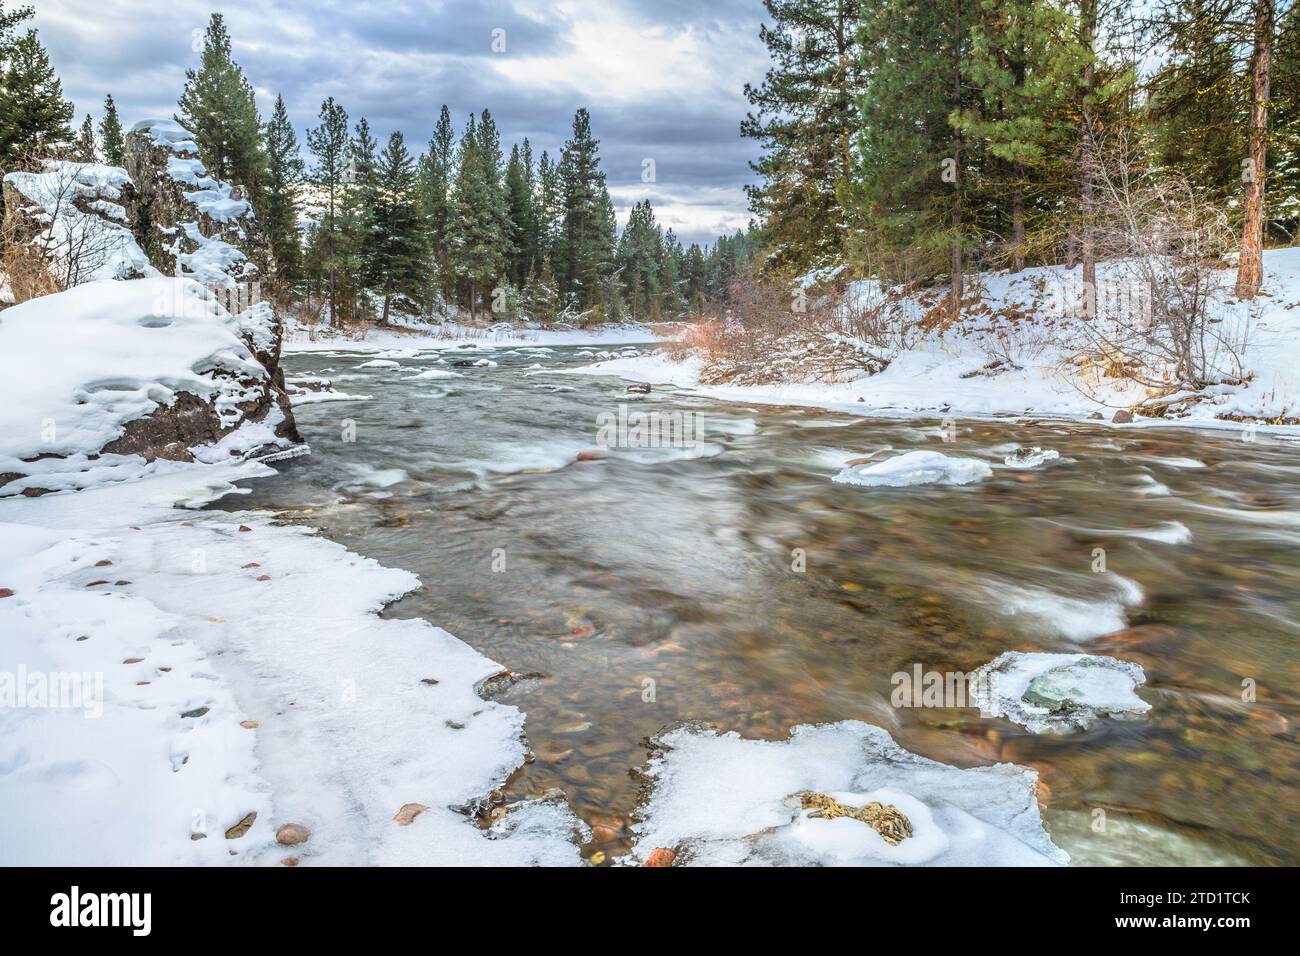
[569,248,1300,438]
[0,460,588,865]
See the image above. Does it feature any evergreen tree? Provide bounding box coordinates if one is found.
[369,131,425,323]
[557,108,615,314]
[262,93,304,292]
[0,29,73,169]
[416,104,455,303]
[504,142,537,285]
[956,0,1081,271]
[74,113,97,163]
[741,0,862,274]
[176,13,265,197]
[617,200,663,320]
[537,148,563,261]
[99,93,125,166]
[448,114,509,320]
[525,254,561,321]
[341,116,378,316]
[844,0,975,302]
[306,96,349,324]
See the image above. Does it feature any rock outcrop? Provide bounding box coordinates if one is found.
[0,277,302,497]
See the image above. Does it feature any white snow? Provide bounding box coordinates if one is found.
[972,652,1151,734]
[832,450,992,487]
[630,721,1066,866]
[0,462,587,865]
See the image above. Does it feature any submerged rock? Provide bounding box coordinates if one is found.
[973,651,1151,734]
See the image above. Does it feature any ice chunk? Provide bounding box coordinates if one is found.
[630,721,1067,866]
[1003,446,1060,469]
[833,450,991,487]
[972,652,1151,733]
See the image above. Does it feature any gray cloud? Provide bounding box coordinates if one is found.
[34,0,768,244]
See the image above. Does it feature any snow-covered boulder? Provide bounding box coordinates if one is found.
[972,652,1151,734]
[629,721,1067,866]
[0,277,301,496]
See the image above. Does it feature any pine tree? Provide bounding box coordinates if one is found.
[74,113,97,163]
[537,148,563,261]
[0,29,73,169]
[370,131,425,323]
[176,13,265,197]
[741,0,862,275]
[525,254,561,322]
[844,0,974,299]
[617,200,663,320]
[956,0,1080,271]
[416,104,455,304]
[306,96,349,324]
[556,108,614,314]
[99,93,125,166]
[504,142,537,285]
[341,116,378,317]
[448,114,509,320]
[263,93,304,292]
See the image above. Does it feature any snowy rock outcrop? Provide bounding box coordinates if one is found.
[123,119,272,289]
[972,652,1152,734]
[0,277,301,496]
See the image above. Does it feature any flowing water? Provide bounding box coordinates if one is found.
[217,342,1300,865]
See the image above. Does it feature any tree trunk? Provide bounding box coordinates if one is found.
[1011,185,1025,273]
[1235,0,1274,299]
[949,0,964,318]
[1079,0,1098,318]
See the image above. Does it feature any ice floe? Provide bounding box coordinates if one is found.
[972,652,1151,733]
[629,721,1067,866]
[833,450,992,488]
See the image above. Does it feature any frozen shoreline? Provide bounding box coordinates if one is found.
[0,461,587,865]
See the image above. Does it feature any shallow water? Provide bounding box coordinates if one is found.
[218,342,1300,865]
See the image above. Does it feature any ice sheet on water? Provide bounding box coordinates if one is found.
[832,450,991,487]
[630,721,1067,866]
[972,652,1151,733]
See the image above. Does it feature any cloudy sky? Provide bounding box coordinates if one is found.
[32,0,771,245]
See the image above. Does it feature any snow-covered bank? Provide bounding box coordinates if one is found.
[283,321,662,355]
[0,462,587,865]
[569,248,1300,435]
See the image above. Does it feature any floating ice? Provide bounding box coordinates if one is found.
[973,652,1151,733]
[1003,447,1060,469]
[630,721,1067,866]
[833,450,991,488]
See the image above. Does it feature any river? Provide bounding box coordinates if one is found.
[216,341,1300,865]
